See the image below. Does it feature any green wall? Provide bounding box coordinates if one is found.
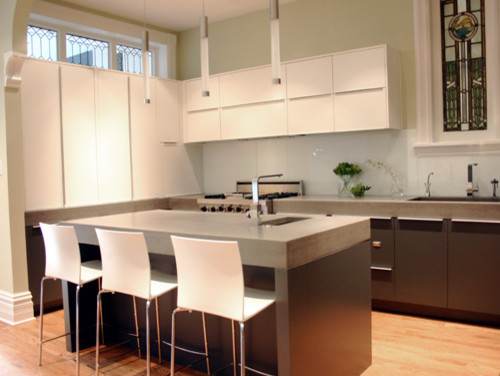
[177,0,416,129]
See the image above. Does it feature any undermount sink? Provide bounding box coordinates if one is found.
[410,196,500,202]
[260,216,309,227]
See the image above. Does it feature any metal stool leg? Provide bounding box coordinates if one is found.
[201,312,211,374]
[232,320,237,376]
[240,322,245,376]
[38,276,48,366]
[96,290,104,375]
[155,297,161,364]
[146,300,151,376]
[170,308,179,375]
[133,296,141,359]
[75,284,81,376]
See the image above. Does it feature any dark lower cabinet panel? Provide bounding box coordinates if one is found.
[370,218,395,301]
[448,221,500,316]
[394,219,447,308]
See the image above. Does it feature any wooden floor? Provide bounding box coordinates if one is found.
[0,309,499,375]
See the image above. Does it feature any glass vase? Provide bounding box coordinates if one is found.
[337,175,353,198]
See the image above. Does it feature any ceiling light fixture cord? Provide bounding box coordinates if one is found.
[270,0,281,85]
[142,0,151,104]
[200,0,210,97]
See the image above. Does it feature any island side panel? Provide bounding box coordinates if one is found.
[275,241,372,376]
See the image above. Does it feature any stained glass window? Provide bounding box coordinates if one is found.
[440,0,486,131]
[116,44,153,75]
[66,34,109,69]
[27,25,58,61]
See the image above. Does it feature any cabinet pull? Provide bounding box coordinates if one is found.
[371,266,393,271]
[372,241,382,248]
[452,218,500,224]
[398,217,443,222]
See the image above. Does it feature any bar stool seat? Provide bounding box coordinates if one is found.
[170,235,276,376]
[38,222,103,376]
[95,228,177,376]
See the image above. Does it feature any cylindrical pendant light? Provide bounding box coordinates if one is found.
[270,0,281,85]
[142,29,151,104]
[200,1,210,97]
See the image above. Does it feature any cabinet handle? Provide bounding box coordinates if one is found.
[452,218,500,224]
[372,241,382,248]
[398,217,443,222]
[371,266,393,271]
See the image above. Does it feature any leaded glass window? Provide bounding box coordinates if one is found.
[116,44,152,75]
[440,0,486,131]
[66,34,109,69]
[27,25,58,61]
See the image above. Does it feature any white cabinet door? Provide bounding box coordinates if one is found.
[332,46,386,93]
[185,109,220,143]
[221,101,287,140]
[157,78,180,143]
[95,69,132,204]
[219,66,286,107]
[286,56,333,98]
[334,88,387,132]
[60,64,99,207]
[21,59,64,211]
[185,77,219,111]
[129,75,160,199]
[288,95,334,135]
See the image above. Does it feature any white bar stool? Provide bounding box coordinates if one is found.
[95,228,177,376]
[170,235,276,376]
[39,222,103,376]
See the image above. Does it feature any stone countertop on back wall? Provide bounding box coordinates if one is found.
[272,195,500,221]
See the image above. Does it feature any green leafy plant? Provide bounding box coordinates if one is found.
[349,183,371,198]
[333,162,362,177]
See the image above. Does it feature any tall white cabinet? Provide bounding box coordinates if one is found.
[21,59,64,211]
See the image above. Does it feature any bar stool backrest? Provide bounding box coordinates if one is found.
[96,229,152,300]
[40,223,81,285]
[171,235,245,322]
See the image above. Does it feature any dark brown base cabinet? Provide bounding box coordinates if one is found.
[371,218,500,326]
[448,220,500,316]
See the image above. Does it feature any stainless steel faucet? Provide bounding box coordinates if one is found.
[425,172,433,197]
[491,178,498,197]
[466,163,479,196]
[249,173,283,224]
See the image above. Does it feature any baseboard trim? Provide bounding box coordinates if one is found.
[0,290,34,325]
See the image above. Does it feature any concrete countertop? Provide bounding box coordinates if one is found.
[273,195,500,221]
[63,209,370,270]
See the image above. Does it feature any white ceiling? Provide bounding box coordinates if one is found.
[58,0,299,32]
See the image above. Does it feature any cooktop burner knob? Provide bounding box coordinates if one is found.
[200,206,208,212]
[218,205,225,212]
[236,205,243,213]
[227,205,234,212]
[210,206,217,213]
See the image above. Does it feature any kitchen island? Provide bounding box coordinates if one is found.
[63,209,372,375]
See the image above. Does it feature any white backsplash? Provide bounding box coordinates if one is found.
[201,129,500,198]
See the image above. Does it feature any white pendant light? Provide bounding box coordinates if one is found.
[270,0,281,85]
[200,0,210,97]
[142,0,151,104]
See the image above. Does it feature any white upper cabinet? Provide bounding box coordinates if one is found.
[286,56,333,98]
[156,78,181,143]
[186,109,221,143]
[60,64,99,207]
[21,59,64,211]
[332,46,386,93]
[333,45,402,131]
[288,95,334,135]
[185,77,220,111]
[219,66,286,107]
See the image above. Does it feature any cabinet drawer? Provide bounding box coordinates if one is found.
[370,218,395,301]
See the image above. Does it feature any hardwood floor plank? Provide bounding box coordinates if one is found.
[0,309,499,375]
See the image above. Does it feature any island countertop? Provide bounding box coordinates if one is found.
[62,209,370,270]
